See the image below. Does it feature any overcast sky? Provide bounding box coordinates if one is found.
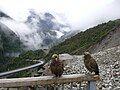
[0,0,120,30]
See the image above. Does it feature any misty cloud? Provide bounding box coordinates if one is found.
[0,18,43,50]
[0,0,120,30]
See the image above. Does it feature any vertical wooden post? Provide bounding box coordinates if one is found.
[79,82,82,90]
[54,85,57,90]
[70,82,73,90]
[87,81,96,90]
[44,85,47,90]
[62,84,64,90]
[36,85,39,90]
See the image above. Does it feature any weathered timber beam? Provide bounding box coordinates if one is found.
[0,74,100,88]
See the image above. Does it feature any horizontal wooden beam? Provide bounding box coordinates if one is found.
[0,74,100,88]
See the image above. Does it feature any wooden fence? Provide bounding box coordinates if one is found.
[0,74,100,90]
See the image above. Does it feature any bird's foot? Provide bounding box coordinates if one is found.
[52,75,57,78]
[93,75,99,77]
[91,72,99,77]
[92,72,95,75]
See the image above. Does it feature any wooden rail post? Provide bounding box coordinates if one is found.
[87,81,96,90]
[79,82,82,90]
[62,84,64,90]
[70,82,73,90]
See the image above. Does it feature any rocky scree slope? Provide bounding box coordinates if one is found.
[89,26,120,54]
[63,46,120,90]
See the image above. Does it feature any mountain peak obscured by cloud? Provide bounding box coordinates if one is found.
[0,0,120,30]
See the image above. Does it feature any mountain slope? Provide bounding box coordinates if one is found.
[0,22,22,55]
[45,19,120,60]
[89,25,120,53]
[0,10,24,53]
[0,11,11,19]
[0,22,23,72]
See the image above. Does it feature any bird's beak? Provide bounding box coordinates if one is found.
[84,52,90,55]
[55,58,58,61]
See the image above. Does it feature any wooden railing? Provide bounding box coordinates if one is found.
[0,74,100,90]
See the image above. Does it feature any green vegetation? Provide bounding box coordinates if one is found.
[19,50,46,60]
[0,25,23,72]
[0,49,46,72]
[44,19,120,61]
[0,29,22,53]
[3,50,46,77]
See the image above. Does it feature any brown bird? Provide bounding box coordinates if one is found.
[50,54,64,77]
[83,52,99,75]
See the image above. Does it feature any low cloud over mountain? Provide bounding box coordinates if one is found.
[0,10,71,50]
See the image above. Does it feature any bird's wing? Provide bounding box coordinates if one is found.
[50,65,56,74]
[90,58,99,70]
[61,62,64,70]
[58,60,64,70]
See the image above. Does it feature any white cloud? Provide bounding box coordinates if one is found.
[0,0,120,30]
[0,18,43,50]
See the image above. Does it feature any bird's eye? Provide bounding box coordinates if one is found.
[55,56,58,58]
